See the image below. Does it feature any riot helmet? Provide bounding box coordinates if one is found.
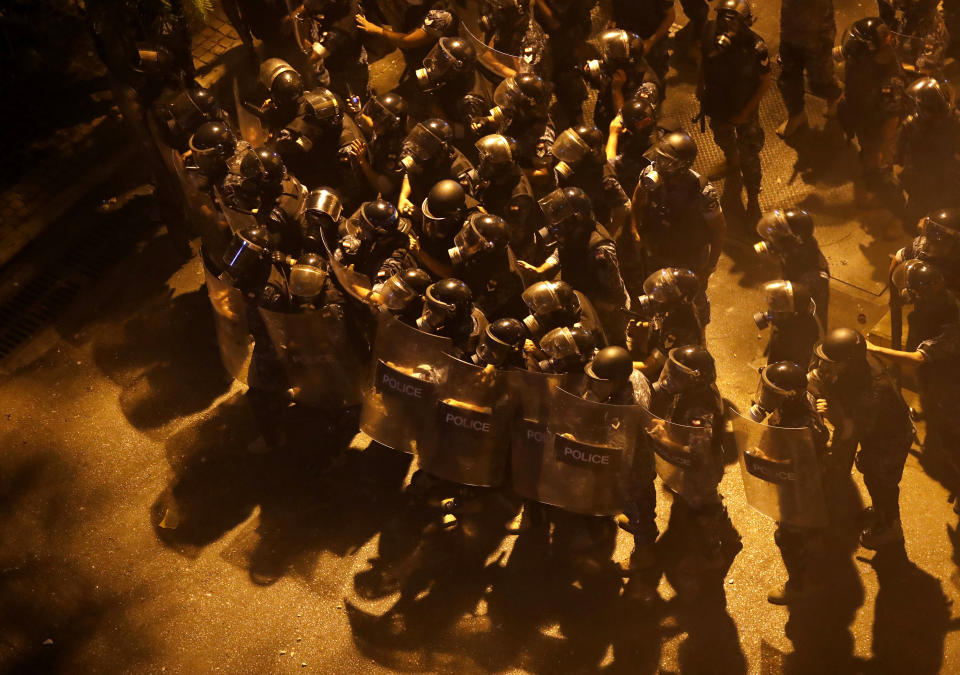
[748,361,808,422]
[917,209,960,257]
[473,317,526,367]
[551,125,605,177]
[416,37,477,91]
[521,280,582,338]
[812,328,867,385]
[160,84,222,145]
[754,209,814,257]
[907,77,955,118]
[361,92,409,134]
[302,187,342,251]
[892,258,946,304]
[221,226,273,290]
[538,326,597,373]
[651,131,698,177]
[585,346,634,401]
[260,58,304,105]
[538,186,593,231]
[475,134,519,179]
[422,179,468,239]
[653,345,717,396]
[714,0,754,51]
[449,213,509,266]
[225,145,286,198]
[833,18,891,62]
[635,267,700,316]
[621,96,656,134]
[289,252,330,306]
[400,119,452,172]
[754,280,815,329]
[584,30,644,81]
[379,268,432,312]
[417,278,474,332]
[480,0,525,33]
[189,121,237,177]
[491,73,551,123]
[301,87,343,129]
[359,199,401,238]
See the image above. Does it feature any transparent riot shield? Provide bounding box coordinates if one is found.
[528,387,644,516]
[258,305,365,409]
[359,312,454,453]
[233,77,269,147]
[169,148,223,231]
[416,352,513,487]
[644,412,716,507]
[201,249,254,383]
[729,409,828,529]
[212,186,258,235]
[285,0,310,55]
[320,228,374,302]
[459,16,524,82]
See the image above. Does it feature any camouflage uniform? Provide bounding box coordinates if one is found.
[777,0,841,117]
[700,20,770,195]
[879,0,951,74]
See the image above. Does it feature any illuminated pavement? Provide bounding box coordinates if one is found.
[2,0,960,672]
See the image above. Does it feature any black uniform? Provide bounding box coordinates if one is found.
[896,108,960,226]
[766,314,822,366]
[781,242,831,330]
[556,161,632,237]
[301,0,370,102]
[777,0,841,117]
[610,0,674,85]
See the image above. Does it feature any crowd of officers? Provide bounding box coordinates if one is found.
[91,0,960,608]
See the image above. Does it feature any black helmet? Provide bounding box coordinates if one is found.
[748,361,808,421]
[416,37,477,91]
[921,208,960,238]
[586,346,633,382]
[362,92,409,133]
[301,87,343,127]
[815,327,867,364]
[753,280,814,329]
[597,29,645,64]
[422,179,467,221]
[893,258,946,303]
[551,125,604,176]
[159,84,222,146]
[449,213,509,266]
[621,96,655,133]
[538,186,593,228]
[908,77,955,117]
[835,17,890,61]
[289,252,330,305]
[400,119,452,171]
[716,0,754,25]
[417,278,474,331]
[636,267,700,316]
[301,187,342,250]
[754,208,814,256]
[253,146,286,187]
[475,134,519,178]
[220,226,273,290]
[260,58,304,104]
[654,345,716,395]
[653,131,698,175]
[190,121,237,176]
[474,317,526,367]
[492,73,551,122]
[538,326,597,372]
[521,280,582,337]
[360,200,400,237]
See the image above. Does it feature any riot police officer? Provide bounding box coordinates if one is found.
[648,345,729,572]
[698,0,771,221]
[476,0,552,81]
[397,119,475,219]
[519,280,592,342]
[878,0,950,75]
[811,328,914,549]
[610,0,675,88]
[295,0,369,103]
[188,121,239,188]
[411,37,484,126]
[472,317,527,370]
[747,361,830,604]
[754,208,831,328]
[584,28,662,134]
[533,0,593,128]
[478,73,557,179]
[534,325,599,374]
[633,267,706,378]
[754,280,822,367]
[461,134,537,258]
[550,125,632,236]
[892,209,960,295]
[896,78,960,227]
[632,131,727,313]
[835,17,907,227]
[335,199,415,289]
[525,187,631,345]
[372,267,434,323]
[776,0,841,138]
[606,96,658,199]
[414,179,481,278]
[351,92,410,199]
[448,213,526,320]
[258,58,307,132]
[890,258,960,351]
[416,278,486,356]
[153,82,226,153]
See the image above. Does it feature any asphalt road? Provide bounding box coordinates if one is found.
[2,0,960,672]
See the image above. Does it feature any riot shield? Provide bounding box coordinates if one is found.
[320,228,374,302]
[729,409,828,529]
[514,385,643,516]
[459,16,524,82]
[213,186,258,235]
[233,77,269,147]
[169,148,223,230]
[645,413,716,507]
[414,352,513,486]
[201,249,254,383]
[285,0,310,55]
[359,312,454,453]
[258,305,365,409]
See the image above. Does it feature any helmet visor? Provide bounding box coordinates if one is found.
[539,326,578,360]
[378,274,419,311]
[550,129,590,165]
[304,188,342,222]
[762,280,796,315]
[642,268,681,304]
[493,77,525,110]
[537,189,575,226]
[755,210,798,246]
[362,97,399,130]
[289,262,329,299]
[302,89,340,122]
[403,123,445,162]
[600,30,630,61]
